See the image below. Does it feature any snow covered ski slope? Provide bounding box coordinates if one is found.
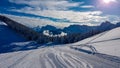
[74,27,120,57]
[0,46,119,68]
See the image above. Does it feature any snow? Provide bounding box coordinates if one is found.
[0,22,26,46]
[74,27,120,57]
[0,21,120,68]
[0,46,119,68]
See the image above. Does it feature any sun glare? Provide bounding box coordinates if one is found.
[103,0,116,4]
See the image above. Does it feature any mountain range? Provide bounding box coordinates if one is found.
[33,21,120,35]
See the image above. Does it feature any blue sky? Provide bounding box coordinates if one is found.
[0,0,120,25]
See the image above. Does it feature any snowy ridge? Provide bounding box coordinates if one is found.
[73,27,120,57]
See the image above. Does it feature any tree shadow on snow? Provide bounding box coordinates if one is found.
[70,46,94,54]
[0,25,43,54]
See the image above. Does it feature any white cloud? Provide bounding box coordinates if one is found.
[9,0,83,10]
[80,5,95,8]
[11,8,107,24]
[1,13,74,29]
[105,15,120,23]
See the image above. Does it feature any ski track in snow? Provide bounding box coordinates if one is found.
[10,48,92,68]
[0,46,119,68]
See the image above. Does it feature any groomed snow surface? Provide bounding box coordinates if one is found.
[0,21,120,68]
[0,46,119,68]
[74,27,120,57]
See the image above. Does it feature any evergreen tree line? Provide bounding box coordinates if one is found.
[35,29,101,44]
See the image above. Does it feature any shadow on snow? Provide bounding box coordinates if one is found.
[0,25,43,54]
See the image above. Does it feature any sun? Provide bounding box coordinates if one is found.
[103,0,116,4]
